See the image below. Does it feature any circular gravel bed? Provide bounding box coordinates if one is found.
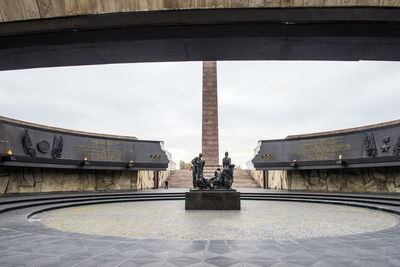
[40,200,398,240]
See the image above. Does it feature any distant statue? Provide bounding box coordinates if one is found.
[191,152,235,190]
[191,153,205,188]
[209,168,222,188]
[221,152,235,189]
[222,152,231,170]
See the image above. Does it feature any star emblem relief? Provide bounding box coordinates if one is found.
[381,136,391,153]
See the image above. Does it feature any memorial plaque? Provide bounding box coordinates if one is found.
[253,122,400,170]
[0,117,168,170]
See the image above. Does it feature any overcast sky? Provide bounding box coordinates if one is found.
[0,61,399,168]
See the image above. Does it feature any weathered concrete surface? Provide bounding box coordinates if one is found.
[0,167,170,194]
[0,0,398,23]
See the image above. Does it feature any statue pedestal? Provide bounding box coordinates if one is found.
[185,190,240,210]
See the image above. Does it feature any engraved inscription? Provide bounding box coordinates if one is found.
[290,137,351,161]
[150,155,163,160]
[75,139,133,161]
[262,154,275,161]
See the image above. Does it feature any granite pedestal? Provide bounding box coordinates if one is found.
[185,190,240,210]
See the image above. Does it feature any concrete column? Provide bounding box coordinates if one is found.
[202,61,219,167]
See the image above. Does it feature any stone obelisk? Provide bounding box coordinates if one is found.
[202,61,220,174]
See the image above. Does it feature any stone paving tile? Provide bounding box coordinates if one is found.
[256,248,296,259]
[221,251,244,261]
[281,250,319,265]
[93,247,140,259]
[29,255,83,267]
[228,244,260,254]
[372,245,400,257]
[255,243,282,251]
[270,262,305,267]
[352,258,394,267]
[350,239,394,251]
[127,254,164,265]
[12,243,84,256]
[72,256,126,267]
[179,243,206,254]
[208,244,232,254]
[0,251,50,266]
[388,256,400,266]
[243,256,279,266]
[311,259,355,267]
[166,254,203,265]
[118,259,164,267]
[205,255,243,266]
[180,250,205,261]
[209,240,226,244]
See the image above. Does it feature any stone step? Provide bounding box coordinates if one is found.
[166,170,192,188]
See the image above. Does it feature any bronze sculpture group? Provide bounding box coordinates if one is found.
[191,152,235,190]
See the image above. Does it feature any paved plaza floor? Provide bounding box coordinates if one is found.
[1,189,400,266]
[41,201,397,240]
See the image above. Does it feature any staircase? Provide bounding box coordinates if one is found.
[167,169,260,188]
[233,169,261,188]
[167,170,193,188]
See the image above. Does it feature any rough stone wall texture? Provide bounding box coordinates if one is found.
[0,167,169,194]
[137,170,154,190]
[287,167,400,193]
[158,170,170,188]
[250,168,400,193]
[250,170,263,187]
[2,0,397,24]
[268,170,288,190]
[250,170,288,189]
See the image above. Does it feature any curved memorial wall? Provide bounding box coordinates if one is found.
[0,116,170,194]
[252,120,400,193]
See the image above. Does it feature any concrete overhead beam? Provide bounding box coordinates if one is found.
[0,6,399,70]
[0,0,399,23]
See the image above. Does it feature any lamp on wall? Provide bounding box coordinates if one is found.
[2,150,16,161]
[128,160,134,168]
[289,159,297,167]
[81,157,89,166]
[336,154,345,165]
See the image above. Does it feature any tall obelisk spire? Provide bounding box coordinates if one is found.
[202,61,219,168]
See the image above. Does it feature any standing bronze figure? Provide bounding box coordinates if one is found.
[191,153,205,188]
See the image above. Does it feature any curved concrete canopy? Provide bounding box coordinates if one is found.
[0,1,399,70]
[1,0,400,22]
